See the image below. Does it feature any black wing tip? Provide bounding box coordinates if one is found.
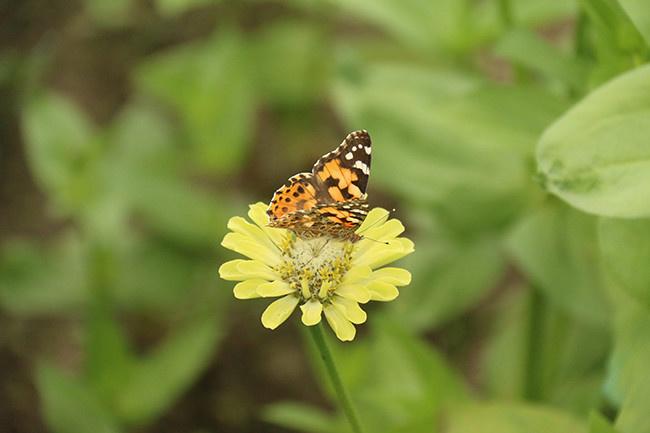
[346,129,370,141]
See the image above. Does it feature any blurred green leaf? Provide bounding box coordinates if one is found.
[128,176,230,249]
[391,235,505,331]
[606,302,650,433]
[0,235,88,314]
[251,21,331,106]
[619,0,650,45]
[605,301,650,404]
[538,64,650,217]
[599,217,650,308]
[262,402,340,433]
[135,32,254,174]
[37,363,122,433]
[115,314,223,425]
[155,0,217,16]
[86,298,133,406]
[445,402,587,433]
[22,93,101,213]
[507,203,610,324]
[580,0,649,86]
[495,29,588,89]
[589,412,621,433]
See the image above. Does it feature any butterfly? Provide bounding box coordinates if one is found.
[266,130,372,242]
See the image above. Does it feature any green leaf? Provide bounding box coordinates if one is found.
[37,363,122,433]
[619,0,650,45]
[86,299,133,406]
[606,302,650,433]
[589,412,620,433]
[115,314,223,425]
[446,402,587,433]
[262,402,340,433]
[580,0,648,58]
[128,177,231,249]
[155,0,218,16]
[507,203,610,324]
[0,235,88,314]
[251,22,331,106]
[391,235,505,331]
[135,32,254,174]
[495,29,587,89]
[22,93,100,212]
[599,217,650,308]
[537,64,650,218]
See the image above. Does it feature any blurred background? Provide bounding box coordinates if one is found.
[1,0,644,432]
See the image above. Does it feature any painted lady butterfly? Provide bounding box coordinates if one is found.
[267,130,372,241]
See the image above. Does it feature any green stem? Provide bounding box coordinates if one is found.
[523,287,546,401]
[309,324,363,433]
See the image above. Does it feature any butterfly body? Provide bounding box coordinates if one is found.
[267,130,372,241]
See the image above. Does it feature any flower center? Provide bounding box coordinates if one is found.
[276,235,354,302]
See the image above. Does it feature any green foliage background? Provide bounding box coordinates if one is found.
[1,0,650,432]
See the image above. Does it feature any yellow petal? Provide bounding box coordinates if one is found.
[222,232,281,266]
[370,267,411,286]
[233,279,266,299]
[248,202,286,247]
[219,259,248,281]
[331,296,367,324]
[235,260,278,280]
[257,280,295,297]
[341,265,372,284]
[300,299,323,326]
[361,219,405,242]
[353,237,414,269]
[228,216,280,252]
[324,304,356,341]
[356,208,389,234]
[261,295,299,330]
[367,280,399,301]
[335,283,371,303]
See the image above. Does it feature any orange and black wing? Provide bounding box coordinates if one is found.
[311,130,371,203]
[266,172,319,221]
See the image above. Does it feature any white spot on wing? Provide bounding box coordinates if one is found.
[353,160,369,175]
[345,152,353,160]
[365,146,371,155]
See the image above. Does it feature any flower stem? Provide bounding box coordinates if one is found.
[309,323,363,433]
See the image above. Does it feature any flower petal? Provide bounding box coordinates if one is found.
[361,219,405,242]
[248,202,286,247]
[233,279,266,299]
[235,260,278,280]
[356,207,389,234]
[341,265,372,284]
[222,232,281,266]
[261,295,299,330]
[257,280,295,297]
[335,283,371,303]
[300,299,323,326]
[332,296,367,324]
[367,280,399,301]
[370,267,412,286]
[219,259,249,281]
[228,216,280,252]
[324,304,356,341]
[353,237,414,269]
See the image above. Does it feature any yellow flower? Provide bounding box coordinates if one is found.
[219,203,414,341]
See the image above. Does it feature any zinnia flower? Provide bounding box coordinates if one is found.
[218,202,414,341]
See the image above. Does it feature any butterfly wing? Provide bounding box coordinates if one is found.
[311,130,371,203]
[267,172,319,221]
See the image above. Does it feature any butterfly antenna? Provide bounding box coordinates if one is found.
[356,207,398,245]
